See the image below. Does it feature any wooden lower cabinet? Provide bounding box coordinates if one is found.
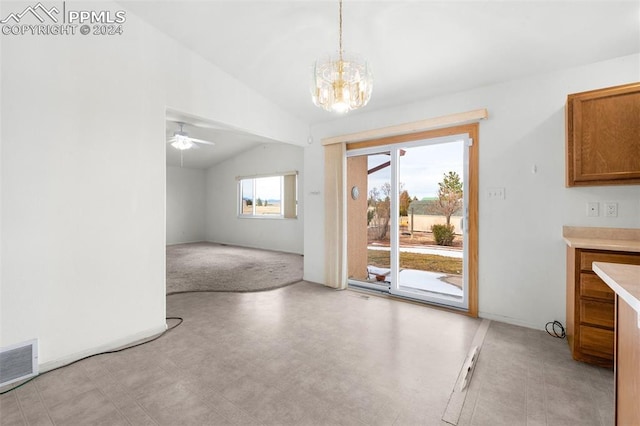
[615,296,640,425]
[566,248,640,367]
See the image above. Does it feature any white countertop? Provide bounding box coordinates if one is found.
[593,262,640,327]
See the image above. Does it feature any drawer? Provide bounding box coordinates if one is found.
[580,299,614,328]
[580,251,640,272]
[580,273,615,301]
[579,325,614,358]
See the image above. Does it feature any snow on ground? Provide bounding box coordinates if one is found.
[368,245,463,259]
[398,269,462,297]
[366,267,463,298]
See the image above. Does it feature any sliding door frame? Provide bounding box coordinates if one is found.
[346,123,479,317]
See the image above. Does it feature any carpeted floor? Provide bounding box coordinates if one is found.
[166,242,303,294]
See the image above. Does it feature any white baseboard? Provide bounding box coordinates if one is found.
[478,312,542,330]
[166,240,206,246]
[38,323,168,373]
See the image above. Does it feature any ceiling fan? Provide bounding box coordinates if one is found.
[167,123,216,151]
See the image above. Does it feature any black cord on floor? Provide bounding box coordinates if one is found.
[0,316,184,396]
[545,320,566,339]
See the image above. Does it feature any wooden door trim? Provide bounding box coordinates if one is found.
[323,109,488,146]
[346,123,479,317]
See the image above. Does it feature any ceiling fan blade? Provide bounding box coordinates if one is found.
[189,138,216,146]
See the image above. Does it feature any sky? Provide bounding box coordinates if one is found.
[242,175,282,201]
[246,139,464,202]
[366,140,464,200]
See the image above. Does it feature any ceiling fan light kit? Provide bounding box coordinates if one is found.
[167,123,216,151]
[167,122,217,167]
[311,0,373,113]
[170,134,194,151]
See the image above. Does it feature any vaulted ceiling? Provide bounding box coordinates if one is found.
[119,1,640,167]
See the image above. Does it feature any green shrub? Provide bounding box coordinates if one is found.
[431,224,456,246]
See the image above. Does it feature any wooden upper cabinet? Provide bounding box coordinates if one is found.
[566,82,640,187]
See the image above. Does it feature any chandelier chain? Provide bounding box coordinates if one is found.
[338,0,343,60]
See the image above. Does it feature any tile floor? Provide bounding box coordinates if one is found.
[0,282,613,425]
[457,321,614,426]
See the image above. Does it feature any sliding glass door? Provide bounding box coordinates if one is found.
[346,152,392,291]
[347,134,470,310]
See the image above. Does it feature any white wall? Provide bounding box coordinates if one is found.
[206,143,304,254]
[166,167,206,245]
[1,1,307,366]
[304,54,640,329]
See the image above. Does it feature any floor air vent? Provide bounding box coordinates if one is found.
[0,339,38,387]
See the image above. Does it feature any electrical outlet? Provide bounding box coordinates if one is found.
[488,187,505,200]
[587,202,599,217]
[604,202,618,217]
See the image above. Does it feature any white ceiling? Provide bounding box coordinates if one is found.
[165,118,274,169]
[125,1,639,168]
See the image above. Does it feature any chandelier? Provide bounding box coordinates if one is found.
[311,0,373,113]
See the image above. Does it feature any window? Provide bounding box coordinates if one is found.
[238,172,297,218]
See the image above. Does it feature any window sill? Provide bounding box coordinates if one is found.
[237,215,297,220]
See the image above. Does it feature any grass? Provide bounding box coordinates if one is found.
[368,250,462,275]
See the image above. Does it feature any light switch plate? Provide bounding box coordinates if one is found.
[587,202,599,217]
[488,187,505,200]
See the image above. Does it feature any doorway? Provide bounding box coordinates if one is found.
[346,127,477,312]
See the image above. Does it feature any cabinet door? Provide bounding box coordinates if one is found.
[579,325,614,358]
[580,251,640,272]
[566,82,640,186]
[580,299,614,328]
[580,274,615,301]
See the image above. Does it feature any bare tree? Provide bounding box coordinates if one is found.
[368,184,391,240]
[368,182,411,240]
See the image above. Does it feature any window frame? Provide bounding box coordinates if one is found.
[237,172,298,219]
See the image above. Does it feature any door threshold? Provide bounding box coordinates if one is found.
[347,285,474,317]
